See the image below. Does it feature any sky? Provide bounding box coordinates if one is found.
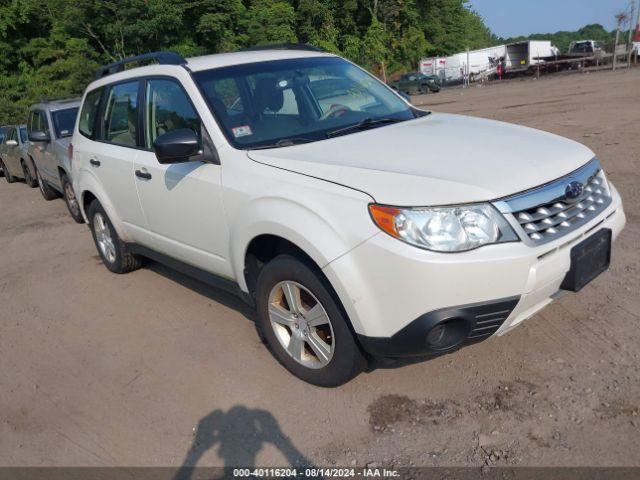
[468,0,638,38]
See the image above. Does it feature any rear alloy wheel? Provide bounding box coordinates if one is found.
[22,161,37,188]
[255,255,365,387]
[87,200,142,274]
[36,167,59,200]
[1,160,16,183]
[61,174,84,223]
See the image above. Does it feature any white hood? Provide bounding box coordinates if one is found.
[248,113,595,206]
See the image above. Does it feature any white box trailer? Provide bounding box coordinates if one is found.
[504,40,557,71]
[420,45,506,83]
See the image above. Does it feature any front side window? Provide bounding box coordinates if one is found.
[194,57,415,149]
[19,127,27,143]
[52,107,79,138]
[39,112,50,135]
[79,88,103,138]
[144,79,201,149]
[29,111,49,134]
[102,81,139,147]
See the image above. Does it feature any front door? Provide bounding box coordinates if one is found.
[133,77,230,277]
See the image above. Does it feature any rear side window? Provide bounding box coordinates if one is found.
[144,79,201,149]
[102,81,139,147]
[79,89,102,138]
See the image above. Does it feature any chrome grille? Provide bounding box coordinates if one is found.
[496,158,612,246]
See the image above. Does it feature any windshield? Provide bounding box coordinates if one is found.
[19,127,27,143]
[52,107,79,138]
[193,56,415,149]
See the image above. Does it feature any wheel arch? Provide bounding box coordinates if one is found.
[78,180,130,241]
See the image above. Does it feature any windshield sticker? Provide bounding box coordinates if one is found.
[232,125,253,138]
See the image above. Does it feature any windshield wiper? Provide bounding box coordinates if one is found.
[326,117,406,139]
[249,137,318,150]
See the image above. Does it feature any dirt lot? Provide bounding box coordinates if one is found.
[0,68,639,469]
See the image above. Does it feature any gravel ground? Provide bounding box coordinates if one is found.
[0,68,638,468]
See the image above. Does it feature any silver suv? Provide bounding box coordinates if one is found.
[0,125,38,187]
[27,99,84,223]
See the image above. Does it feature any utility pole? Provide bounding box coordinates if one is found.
[613,12,628,70]
[614,24,620,70]
[466,48,470,88]
[628,0,638,65]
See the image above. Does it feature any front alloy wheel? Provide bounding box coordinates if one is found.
[268,281,335,369]
[62,175,84,223]
[255,255,365,387]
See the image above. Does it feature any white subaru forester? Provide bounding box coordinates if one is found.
[72,47,626,386]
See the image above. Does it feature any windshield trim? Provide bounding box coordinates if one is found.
[191,56,415,150]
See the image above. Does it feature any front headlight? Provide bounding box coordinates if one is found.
[369,203,518,252]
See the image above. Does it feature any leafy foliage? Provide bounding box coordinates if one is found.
[0,0,493,123]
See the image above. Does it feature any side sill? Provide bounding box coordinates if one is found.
[127,243,254,306]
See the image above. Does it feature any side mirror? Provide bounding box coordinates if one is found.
[153,129,200,164]
[29,131,50,143]
[6,139,18,147]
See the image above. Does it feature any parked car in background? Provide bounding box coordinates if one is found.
[27,99,84,223]
[73,48,624,386]
[0,125,38,187]
[568,40,605,57]
[0,126,7,177]
[389,72,441,95]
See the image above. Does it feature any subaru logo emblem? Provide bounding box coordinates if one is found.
[564,181,584,202]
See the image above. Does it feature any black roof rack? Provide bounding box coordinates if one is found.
[95,51,186,79]
[241,43,324,53]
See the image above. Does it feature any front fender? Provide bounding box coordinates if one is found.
[229,196,378,293]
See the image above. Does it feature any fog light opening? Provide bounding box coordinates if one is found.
[425,318,470,351]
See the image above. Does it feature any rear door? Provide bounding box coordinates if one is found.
[133,76,229,276]
[80,80,149,243]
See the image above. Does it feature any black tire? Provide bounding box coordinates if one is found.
[21,160,38,188]
[61,173,85,224]
[35,166,59,200]
[87,200,143,274]
[1,159,16,183]
[255,255,366,387]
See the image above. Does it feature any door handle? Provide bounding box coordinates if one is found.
[89,159,101,167]
[135,169,152,180]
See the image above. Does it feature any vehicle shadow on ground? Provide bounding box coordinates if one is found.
[147,259,437,374]
[173,406,312,480]
[145,260,256,322]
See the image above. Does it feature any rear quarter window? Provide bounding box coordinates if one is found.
[79,88,103,138]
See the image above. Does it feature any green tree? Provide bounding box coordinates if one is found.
[246,0,297,46]
[0,0,501,123]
